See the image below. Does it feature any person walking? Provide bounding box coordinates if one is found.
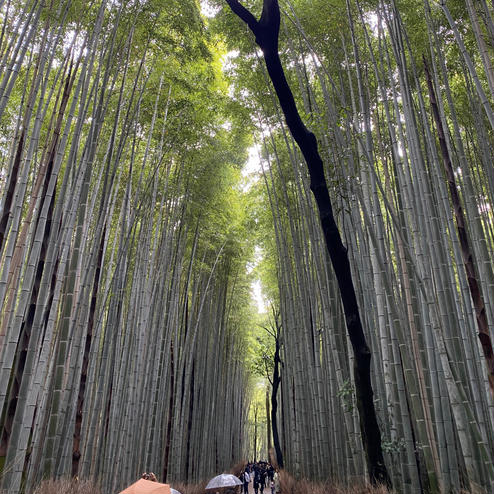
[242,468,250,494]
[253,466,260,494]
[259,469,266,494]
[273,470,280,494]
[267,464,274,482]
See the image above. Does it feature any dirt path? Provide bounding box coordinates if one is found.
[246,481,271,494]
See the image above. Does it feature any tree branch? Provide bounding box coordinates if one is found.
[225,0,280,53]
[224,0,259,31]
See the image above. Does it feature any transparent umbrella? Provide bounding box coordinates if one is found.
[205,474,242,490]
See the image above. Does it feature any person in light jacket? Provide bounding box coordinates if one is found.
[242,469,250,494]
[272,471,280,494]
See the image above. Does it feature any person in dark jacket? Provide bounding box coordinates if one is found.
[253,466,260,494]
[259,469,266,494]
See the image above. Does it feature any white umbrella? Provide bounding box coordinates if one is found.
[205,474,242,490]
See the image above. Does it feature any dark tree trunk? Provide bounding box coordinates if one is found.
[424,56,494,395]
[253,405,258,462]
[162,341,175,482]
[225,0,391,486]
[185,359,195,479]
[271,333,283,469]
[266,388,272,453]
[0,61,73,458]
[0,190,56,450]
[0,130,24,254]
[72,222,107,477]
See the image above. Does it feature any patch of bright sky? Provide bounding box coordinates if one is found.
[52,29,86,67]
[239,144,270,317]
[222,49,240,73]
[244,223,267,315]
[247,247,267,313]
[197,1,267,314]
[242,144,262,177]
[252,279,267,313]
[364,11,379,34]
[200,0,220,18]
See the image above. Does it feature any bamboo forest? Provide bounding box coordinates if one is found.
[0,0,493,493]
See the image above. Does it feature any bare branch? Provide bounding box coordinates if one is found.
[224,0,259,31]
[225,0,280,52]
[260,324,276,339]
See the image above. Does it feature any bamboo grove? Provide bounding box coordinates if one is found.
[216,0,494,493]
[1,0,494,494]
[0,1,254,492]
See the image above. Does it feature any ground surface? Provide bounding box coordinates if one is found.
[246,481,271,494]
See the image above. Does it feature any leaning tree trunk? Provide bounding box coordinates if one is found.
[271,322,283,469]
[423,56,494,396]
[224,0,391,486]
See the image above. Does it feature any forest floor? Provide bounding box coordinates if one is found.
[28,470,390,494]
[234,472,389,494]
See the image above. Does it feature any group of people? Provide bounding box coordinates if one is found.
[241,461,280,494]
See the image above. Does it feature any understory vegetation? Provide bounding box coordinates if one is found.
[26,471,394,494]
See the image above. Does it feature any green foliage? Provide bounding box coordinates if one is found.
[249,319,275,381]
[336,379,355,413]
[381,437,406,455]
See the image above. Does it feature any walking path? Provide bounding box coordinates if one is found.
[247,480,270,494]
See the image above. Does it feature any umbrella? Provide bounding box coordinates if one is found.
[119,478,171,494]
[205,474,242,490]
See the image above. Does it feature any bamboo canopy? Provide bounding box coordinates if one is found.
[0,0,493,493]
